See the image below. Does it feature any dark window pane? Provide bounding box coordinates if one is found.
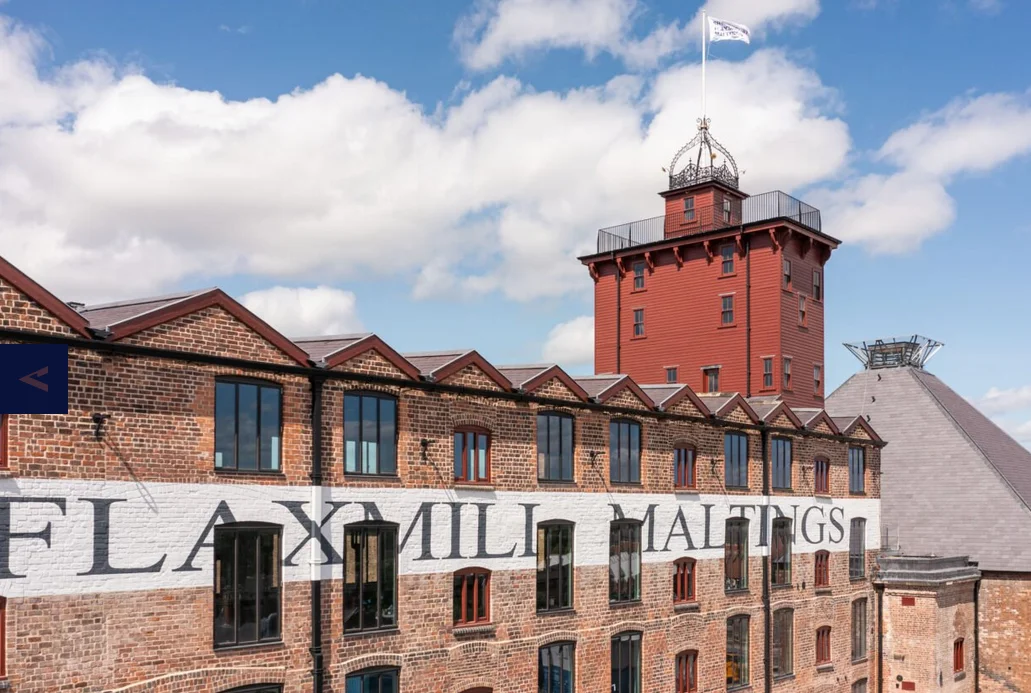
[236,384,258,471]
[215,382,237,469]
[454,431,464,479]
[549,417,561,480]
[259,531,280,640]
[560,416,573,480]
[537,415,548,478]
[214,530,236,645]
[344,528,361,630]
[259,387,280,471]
[236,530,258,643]
[344,395,360,473]
[379,398,396,475]
[361,397,379,474]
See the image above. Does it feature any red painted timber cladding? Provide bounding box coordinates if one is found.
[593,220,828,407]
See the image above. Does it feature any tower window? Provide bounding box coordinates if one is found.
[632,262,645,290]
[813,270,822,300]
[783,357,792,389]
[783,259,792,289]
[721,244,735,274]
[684,197,695,221]
[723,197,732,223]
[704,367,720,394]
[633,309,644,337]
[762,358,773,389]
[666,366,678,384]
[798,295,807,326]
[814,365,822,394]
[721,295,734,325]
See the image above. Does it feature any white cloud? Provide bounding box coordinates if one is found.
[812,91,1031,252]
[979,385,1031,415]
[542,315,594,367]
[219,24,252,35]
[455,0,820,71]
[239,285,363,337]
[0,13,857,304]
[968,0,1002,14]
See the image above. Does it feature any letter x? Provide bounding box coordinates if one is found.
[275,500,350,566]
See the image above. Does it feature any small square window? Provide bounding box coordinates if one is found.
[721,295,734,325]
[684,197,695,221]
[721,245,735,275]
[783,259,792,289]
[666,367,678,384]
[704,368,720,394]
[633,309,645,337]
[783,357,792,390]
[633,262,645,291]
[762,358,773,389]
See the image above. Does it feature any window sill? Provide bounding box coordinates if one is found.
[771,583,793,591]
[850,577,868,584]
[852,657,869,666]
[816,664,834,674]
[454,483,494,491]
[538,478,577,486]
[719,272,738,279]
[343,627,400,639]
[955,671,966,682]
[849,491,867,497]
[609,480,643,487]
[673,601,700,613]
[630,288,647,294]
[727,685,752,692]
[536,607,575,617]
[718,323,738,329]
[813,492,832,499]
[773,674,795,684]
[772,486,793,493]
[725,485,750,491]
[214,468,285,477]
[609,598,643,608]
[453,623,497,637]
[630,335,647,341]
[343,473,401,482]
[214,640,284,653]
[674,487,700,495]
[815,587,833,595]
[725,587,751,596]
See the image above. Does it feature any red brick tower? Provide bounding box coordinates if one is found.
[581,118,836,407]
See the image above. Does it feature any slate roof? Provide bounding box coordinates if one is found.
[640,384,684,408]
[496,365,553,388]
[80,289,212,329]
[403,350,470,378]
[827,365,1031,572]
[294,334,372,361]
[572,375,626,399]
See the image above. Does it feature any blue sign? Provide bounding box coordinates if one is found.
[0,344,69,413]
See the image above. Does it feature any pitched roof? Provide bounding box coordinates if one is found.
[573,374,626,399]
[293,333,372,361]
[497,365,553,388]
[827,365,1031,572]
[640,384,683,408]
[80,289,212,330]
[297,333,420,380]
[0,255,92,337]
[403,350,470,378]
[403,349,511,389]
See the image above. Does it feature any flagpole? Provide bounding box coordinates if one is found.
[701,10,707,121]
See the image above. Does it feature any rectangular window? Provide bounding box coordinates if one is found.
[771,518,792,586]
[674,558,695,603]
[676,650,698,693]
[344,524,398,632]
[721,244,735,274]
[813,270,822,300]
[814,365,822,394]
[345,669,399,693]
[674,446,696,489]
[853,680,868,693]
[721,295,734,325]
[454,568,490,626]
[454,428,490,483]
[954,639,964,673]
[772,609,794,678]
[798,295,807,326]
[609,521,641,602]
[816,627,832,665]
[783,258,792,288]
[213,525,281,648]
[814,551,830,588]
[633,309,645,337]
[725,518,749,591]
[539,641,575,693]
[850,518,866,580]
[704,367,720,393]
[215,380,282,472]
[611,632,642,693]
[666,366,678,384]
[852,599,868,661]
[849,447,865,493]
[609,420,641,484]
[684,197,695,221]
[814,457,830,494]
[632,262,645,290]
[724,431,748,488]
[783,357,792,389]
[727,615,750,688]
[762,358,773,389]
[344,393,397,475]
[771,437,792,490]
[537,523,573,611]
[723,197,732,223]
[537,413,574,481]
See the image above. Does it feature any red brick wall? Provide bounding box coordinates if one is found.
[979,572,1031,693]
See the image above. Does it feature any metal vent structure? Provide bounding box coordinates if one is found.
[844,336,943,370]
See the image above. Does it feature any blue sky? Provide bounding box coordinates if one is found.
[2,0,1031,442]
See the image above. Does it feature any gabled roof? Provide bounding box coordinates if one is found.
[573,374,651,407]
[403,349,511,390]
[82,288,311,365]
[828,365,1031,571]
[296,333,420,380]
[497,364,589,401]
[640,384,709,416]
[752,400,804,429]
[0,255,92,338]
[696,393,760,423]
[792,408,841,434]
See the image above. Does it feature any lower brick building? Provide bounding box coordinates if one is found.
[0,254,882,692]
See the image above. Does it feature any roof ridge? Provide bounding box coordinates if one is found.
[402,349,473,357]
[82,288,214,312]
[91,288,220,329]
[292,332,372,343]
[496,363,554,370]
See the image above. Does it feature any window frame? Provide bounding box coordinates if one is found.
[762,357,773,390]
[954,638,965,674]
[772,608,794,679]
[684,196,695,221]
[343,521,399,633]
[720,244,735,275]
[704,367,720,394]
[724,431,748,488]
[723,197,732,223]
[666,366,678,384]
[816,626,832,665]
[213,522,283,649]
[814,550,830,588]
[798,294,807,327]
[676,649,699,693]
[849,446,866,494]
[538,640,575,693]
[632,308,645,338]
[771,436,792,490]
[783,258,792,289]
[536,521,574,612]
[453,567,491,626]
[814,457,830,495]
[814,364,822,395]
[726,614,750,689]
[725,518,749,592]
[852,680,868,693]
[609,419,642,484]
[771,518,792,587]
[673,557,696,604]
[632,261,645,291]
[343,391,398,477]
[673,445,697,490]
[344,668,400,693]
[813,269,822,301]
[454,426,491,484]
[852,598,868,662]
[609,520,642,603]
[783,357,792,390]
[537,412,575,482]
[721,294,735,325]
[610,631,642,693]
[214,377,284,473]
[850,518,867,580]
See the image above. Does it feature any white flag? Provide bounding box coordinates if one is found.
[708,16,751,44]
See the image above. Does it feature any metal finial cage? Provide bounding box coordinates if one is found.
[668,118,740,190]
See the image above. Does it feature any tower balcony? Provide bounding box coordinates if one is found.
[596,190,822,254]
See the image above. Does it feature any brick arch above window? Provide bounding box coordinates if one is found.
[338,653,405,677]
[607,620,648,636]
[535,631,580,647]
[451,413,495,431]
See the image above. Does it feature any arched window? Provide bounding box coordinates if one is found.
[343,392,397,476]
[816,626,832,665]
[674,445,696,489]
[344,668,399,693]
[611,631,642,693]
[675,650,698,693]
[344,521,398,632]
[609,520,642,602]
[813,456,830,494]
[454,427,490,483]
[726,614,750,687]
[220,686,282,693]
[537,521,574,612]
[538,641,575,693]
[453,567,490,626]
[954,638,965,673]
[673,558,696,603]
[814,550,830,588]
[214,523,282,648]
[725,518,749,591]
[537,412,574,481]
[609,419,641,484]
